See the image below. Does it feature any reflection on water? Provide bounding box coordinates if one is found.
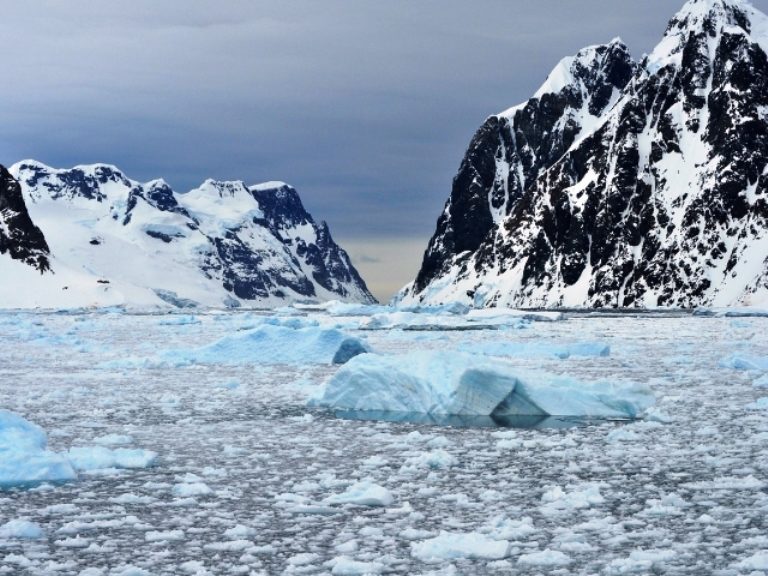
[332,410,630,429]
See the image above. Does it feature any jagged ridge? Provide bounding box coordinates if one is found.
[1,161,374,308]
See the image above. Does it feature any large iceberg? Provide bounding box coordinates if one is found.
[310,352,654,418]
[0,410,76,488]
[160,325,370,366]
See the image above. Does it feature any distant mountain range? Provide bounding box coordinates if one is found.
[399,0,768,308]
[0,161,374,308]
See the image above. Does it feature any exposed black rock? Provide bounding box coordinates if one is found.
[0,165,51,273]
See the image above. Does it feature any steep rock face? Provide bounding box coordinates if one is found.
[0,165,50,272]
[403,0,768,308]
[250,183,371,298]
[414,40,636,295]
[3,161,374,308]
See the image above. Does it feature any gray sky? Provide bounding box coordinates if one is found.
[4,0,767,301]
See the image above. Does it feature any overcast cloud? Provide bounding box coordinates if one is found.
[3,0,766,300]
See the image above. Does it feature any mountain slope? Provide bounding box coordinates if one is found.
[401,0,768,308]
[0,161,374,308]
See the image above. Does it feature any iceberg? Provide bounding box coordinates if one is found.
[0,409,76,488]
[310,351,654,418]
[160,325,370,366]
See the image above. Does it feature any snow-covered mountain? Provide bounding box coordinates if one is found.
[399,0,768,308]
[0,160,374,308]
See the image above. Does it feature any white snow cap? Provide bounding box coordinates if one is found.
[673,0,750,19]
[648,0,767,71]
[250,181,290,192]
[499,37,629,118]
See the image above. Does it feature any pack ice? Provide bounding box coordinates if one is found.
[310,351,654,418]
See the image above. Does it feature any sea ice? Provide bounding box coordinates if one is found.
[0,409,76,488]
[311,351,654,418]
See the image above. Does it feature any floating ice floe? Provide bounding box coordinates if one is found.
[326,555,385,575]
[322,480,394,507]
[293,301,390,316]
[67,446,157,472]
[0,519,45,540]
[518,549,572,566]
[398,302,471,315]
[465,340,610,359]
[310,351,654,418]
[608,549,676,573]
[466,308,564,323]
[410,531,509,563]
[721,355,768,371]
[0,409,76,488]
[694,307,768,318]
[359,309,559,331]
[540,483,605,515]
[0,409,157,488]
[735,551,768,570]
[747,398,768,410]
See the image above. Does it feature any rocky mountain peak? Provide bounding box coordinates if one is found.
[402,0,768,309]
